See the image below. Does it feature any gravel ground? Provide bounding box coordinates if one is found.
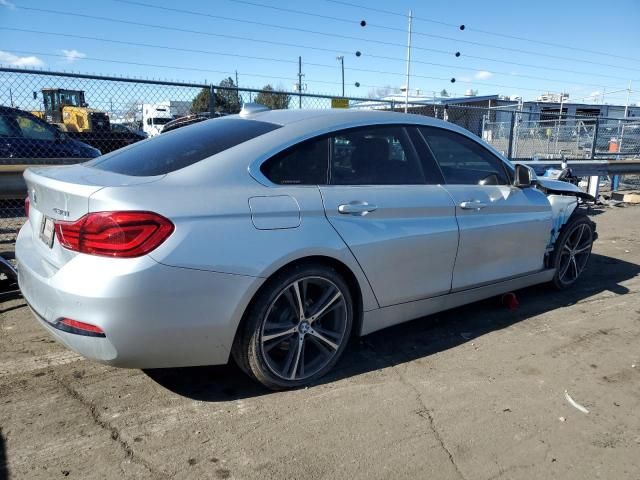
[1,206,639,480]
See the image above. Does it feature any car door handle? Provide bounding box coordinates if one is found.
[338,201,377,216]
[459,201,487,210]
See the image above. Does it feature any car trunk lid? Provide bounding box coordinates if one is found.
[23,165,163,270]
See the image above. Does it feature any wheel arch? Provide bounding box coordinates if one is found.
[234,255,369,353]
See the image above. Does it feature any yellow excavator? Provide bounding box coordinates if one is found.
[32,89,110,133]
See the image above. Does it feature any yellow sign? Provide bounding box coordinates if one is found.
[331,98,349,109]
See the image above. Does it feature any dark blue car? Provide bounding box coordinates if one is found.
[0,106,101,161]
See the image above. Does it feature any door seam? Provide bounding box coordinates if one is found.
[439,184,462,292]
[317,185,381,308]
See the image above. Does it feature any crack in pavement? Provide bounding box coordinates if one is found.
[392,367,467,480]
[362,340,467,480]
[52,373,170,479]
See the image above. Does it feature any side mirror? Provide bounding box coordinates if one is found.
[513,164,536,188]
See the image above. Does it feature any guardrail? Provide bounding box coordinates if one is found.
[516,159,640,176]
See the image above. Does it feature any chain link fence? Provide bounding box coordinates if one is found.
[2,67,639,245]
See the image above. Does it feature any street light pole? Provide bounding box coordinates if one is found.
[336,56,345,97]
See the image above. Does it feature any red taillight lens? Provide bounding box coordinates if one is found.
[25,196,30,217]
[54,211,174,258]
[60,318,105,335]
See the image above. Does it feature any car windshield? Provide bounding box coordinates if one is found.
[86,117,280,176]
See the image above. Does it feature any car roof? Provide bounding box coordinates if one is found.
[238,108,449,129]
[179,108,513,187]
[0,105,25,114]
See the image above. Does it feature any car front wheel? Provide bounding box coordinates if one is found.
[233,264,353,390]
[550,213,595,289]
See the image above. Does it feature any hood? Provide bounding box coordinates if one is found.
[67,137,101,157]
[537,178,595,201]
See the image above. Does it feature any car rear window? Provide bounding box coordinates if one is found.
[86,118,280,176]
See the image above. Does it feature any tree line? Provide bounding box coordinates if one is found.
[191,78,291,114]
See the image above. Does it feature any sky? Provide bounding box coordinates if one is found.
[1,0,640,104]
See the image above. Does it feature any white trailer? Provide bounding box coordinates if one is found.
[142,103,173,137]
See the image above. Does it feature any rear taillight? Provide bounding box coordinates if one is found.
[54,211,174,258]
[25,196,30,217]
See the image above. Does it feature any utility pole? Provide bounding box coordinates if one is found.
[336,56,345,97]
[298,56,303,109]
[404,9,413,113]
[235,70,239,87]
[623,80,632,118]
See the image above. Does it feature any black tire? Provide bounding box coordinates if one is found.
[232,263,353,390]
[549,213,595,290]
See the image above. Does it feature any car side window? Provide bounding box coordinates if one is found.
[261,137,329,185]
[16,114,57,141]
[418,126,509,186]
[330,126,425,185]
[0,116,14,137]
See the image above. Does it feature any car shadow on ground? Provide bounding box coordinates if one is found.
[0,428,8,480]
[145,253,639,401]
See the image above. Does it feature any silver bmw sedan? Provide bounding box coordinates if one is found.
[16,105,596,389]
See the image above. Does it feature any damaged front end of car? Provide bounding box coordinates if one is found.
[533,177,598,269]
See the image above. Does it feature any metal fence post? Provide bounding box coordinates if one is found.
[590,117,599,159]
[507,111,516,160]
[209,85,216,115]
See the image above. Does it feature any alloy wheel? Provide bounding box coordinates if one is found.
[557,222,593,285]
[259,276,348,381]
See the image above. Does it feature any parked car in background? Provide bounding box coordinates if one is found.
[110,122,148,140]
[17,105,596,390]
[0,106,101,160]
[161,112,226,134]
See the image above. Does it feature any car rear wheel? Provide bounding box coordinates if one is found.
[550,214,595,290]
[233,264,353,390]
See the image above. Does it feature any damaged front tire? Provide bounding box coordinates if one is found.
[549,213,595,290]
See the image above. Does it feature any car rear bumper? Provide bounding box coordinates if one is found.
[16,222,263,368]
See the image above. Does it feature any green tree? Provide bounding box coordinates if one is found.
[255,84,291,110]
[191,87,220,114]
[218,77,242,114]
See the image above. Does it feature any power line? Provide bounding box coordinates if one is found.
[321,0,458,27]
[224,0,355,26]
[460,53,636,82]
[14,2,640,84]
[6,8,637,96]
[0,27,344,63]
[6,51,295,84]
[2,27,630,99]
[0,27,394,79]
[360,53,629,90]
[466,27,640,64]
[104,1,640,72]
[13,4,638,84]
[46,2,435,56]
[320,0,640,64]
[11,7,353,56]
[221,0,640,68]
[4,49,393,90]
